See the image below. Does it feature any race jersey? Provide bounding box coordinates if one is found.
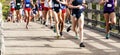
[37,0,41,8]
[10,0,15,8]
[52,0,60,8]
[25,0,31,8]
[104,0,115,12]
[16,0,21,6]
[60,0,66,9]
[72,0,84,13]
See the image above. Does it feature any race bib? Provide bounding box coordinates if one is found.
[26,4,30,7]
[107,4,112,7]
[54,4,59,7]
[17,3,20,5]
[79,6,84,9]
[73,14,76,17]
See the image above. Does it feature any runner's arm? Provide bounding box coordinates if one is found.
[114,0,117,7]
[30,0,34,6]
[99,0,106,5]
[82,0,87,8]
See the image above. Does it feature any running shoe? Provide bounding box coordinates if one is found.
[67,26,71,32]
[53,26,56,33]
[75,35,79,39]
[43,21,46,25]
[56,34,60,39]
[60,32,63,36]
[79,43,85,47]
[50,26,54,29]
[106,33,110,39]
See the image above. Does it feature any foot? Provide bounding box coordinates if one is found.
[50,26,54,29]
[60,32,63,36]
[75,35,79,39]
[13,21,15,23]
[79,43,85,47]
[106,33,110,39]
[67,26,71,32]
[53,26,56,33]
[43,21,46,25]
[26,26,28,29]
[56,34,60,39]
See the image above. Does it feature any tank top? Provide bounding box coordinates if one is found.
[25,0,31,8]
[60,0,66,9]
[11,0,15,8]
[52,0,60,8]
[104,0,114,12]
[37,0,41,8]
[72,0,83,13]
[16,0,21,5]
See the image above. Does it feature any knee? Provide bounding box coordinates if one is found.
[79,26,83,31]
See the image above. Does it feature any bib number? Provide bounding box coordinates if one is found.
[17,3,20,5]
[26,4,30,7]
[54,4,59,7]
[107,4,112,7]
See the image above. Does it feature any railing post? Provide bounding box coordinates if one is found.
[119,7,120,33]
[96,4,100,27]
[87,2,92,25]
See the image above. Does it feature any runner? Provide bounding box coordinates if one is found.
[43,0,50,26]
[67,0,87,47]
[40,0,45,24]
[52,0,62,38]
[15,0,22,22]
[99,0,117,39]
[10,0,16,23]
[32,4,38,22]
[46,0,54,28]
[37,0,43,22]
[57,0,67,36]
[20,0,24,22]
[24,0,33,29]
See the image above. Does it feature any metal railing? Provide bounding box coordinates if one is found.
[84,8,120,38]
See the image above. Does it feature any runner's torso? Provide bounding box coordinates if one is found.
[104,0,115,12]
[60,0,66,10]
[52,0,60,8]
[25,0,31,8]
[11,1,15,8]
[72,0,83,13]
[16,0,21,6]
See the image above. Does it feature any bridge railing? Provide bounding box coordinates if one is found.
[84,2,120,38]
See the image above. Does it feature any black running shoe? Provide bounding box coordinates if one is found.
[109,24,113,30]
[50,26,54,29]
[67,26,71,32]
[79,43,85,47]
[60,32,63,36]
[43,21,46,25]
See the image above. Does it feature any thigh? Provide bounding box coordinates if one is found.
[109,12,116,23]
[104,13,109,22]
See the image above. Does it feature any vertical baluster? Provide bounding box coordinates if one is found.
[87,2,92,25]
[96,3,100,27]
